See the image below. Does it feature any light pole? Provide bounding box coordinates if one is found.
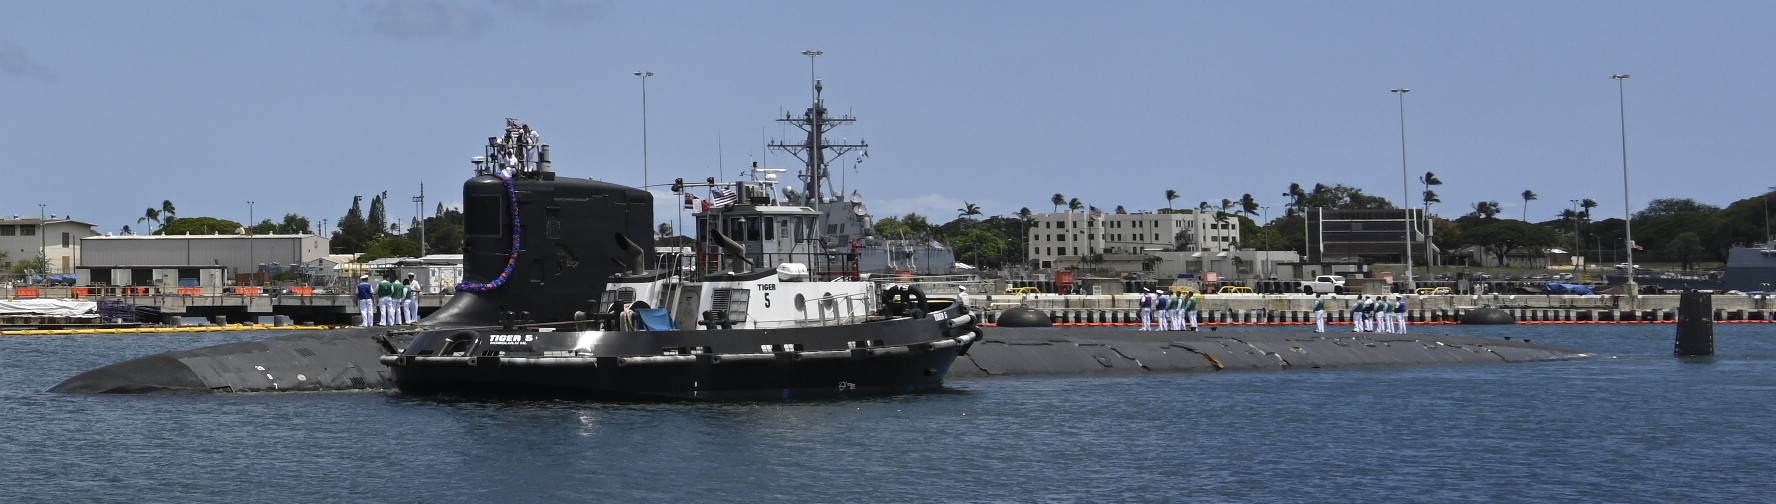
[412,183,426,257]
[633,71,653,189]
[1570,199,1581,271]
[1391,88,1415,291]
[1260,205,1271,279]
[1611,73,1635,301]
[1419,171,1440,278]
[247,200,255,286]
[37,203,46,275]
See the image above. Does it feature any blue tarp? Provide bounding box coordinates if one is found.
[1543,282,1596,295]
[636,308,676,331]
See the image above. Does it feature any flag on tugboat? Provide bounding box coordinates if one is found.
[710,188,738,208]
[928,239,946,250]
[683,193,697,210]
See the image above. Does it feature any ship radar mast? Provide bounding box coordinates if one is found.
[768,78,867,213]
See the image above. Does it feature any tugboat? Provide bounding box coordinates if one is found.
[379,82,983,400]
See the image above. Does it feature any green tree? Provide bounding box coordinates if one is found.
[1460,219,1560,265]
[336,195,370,253]
[1663,232,1705,271]
[948,226,1010,269]
[274,214,311,234]
[874,216,911,240]
[956,201,982,219]
[249,219,277,235]
[1521,190,1538,221]
[1165,189,1178,211]
[160,200,177,228]
[137,208,162,233]
[361,234,421,261]
[8,255,48,278]
[1468,200,1502,220]
[1051,193,1065,213]
[367,191,389,239]
[160,216,244,236]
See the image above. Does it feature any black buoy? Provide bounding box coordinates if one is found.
[1675,290,1714,356]
[996,307,1053,327]
[1460,307,1516,325]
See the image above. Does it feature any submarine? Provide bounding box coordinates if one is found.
[50,120,653,394]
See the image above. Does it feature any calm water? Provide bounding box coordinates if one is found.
[3,324,1773,503]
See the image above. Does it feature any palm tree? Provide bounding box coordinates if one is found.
[1283,183,1307,216]
[1579,198,1598,221]
[160,200,177,224]
[137,208,161,232]
[657,222,674,241]
[1472,200,1502,219]
[1521,190,1538,221]
[1217,198,1236,249]
[1018,207,1035,266]
[1114,205,1126,214]
[1051,193,1065,214]
[1197,201,1212,251]
[1068,198,1083,213]
[1238,193,1259,217]
[1165,189,1179,211]
[956,201,982,219]
[121,225,134,236]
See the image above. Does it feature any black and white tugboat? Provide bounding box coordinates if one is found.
[380,82,983,400]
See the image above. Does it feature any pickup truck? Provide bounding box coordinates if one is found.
[1299,275,1346,294]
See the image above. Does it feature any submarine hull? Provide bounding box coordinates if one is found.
[48,328,414,394]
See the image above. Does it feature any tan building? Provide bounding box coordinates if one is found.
[0,215,100,275]
[1026,211,1237,269]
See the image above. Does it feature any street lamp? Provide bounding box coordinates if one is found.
[247,200,255,286]
[633,71,653,189]
[1419,171,1441,276]
[412,183,426,257]
[37,203,46,275]
[1260,205,1270,279]
[1391,88,1415,291]
[1611,73,1635,301]
[1569,199,1581,271]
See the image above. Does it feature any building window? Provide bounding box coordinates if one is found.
[20,225,35,236]
[62,232,71,247]
[0,225,13,236]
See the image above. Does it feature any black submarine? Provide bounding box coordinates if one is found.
[50,119,653,393]
[51,95,1587,396]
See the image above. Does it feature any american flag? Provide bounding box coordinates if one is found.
[1089,205,1104,218]
[710,188,738,208]
[682,193,697,209]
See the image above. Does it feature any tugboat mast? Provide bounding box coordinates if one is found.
[768,79,866,213]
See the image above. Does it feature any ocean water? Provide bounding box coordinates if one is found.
[2,324,1773,503]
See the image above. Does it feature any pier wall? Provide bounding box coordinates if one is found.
[975,293,1776,325]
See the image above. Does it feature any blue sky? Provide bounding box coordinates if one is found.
[4,1,1772,235]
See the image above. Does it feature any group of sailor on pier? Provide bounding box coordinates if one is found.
[355,275,420,327]
[1137,290,1201,331]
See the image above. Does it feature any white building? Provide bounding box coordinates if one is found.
[0,215,100,275]
[1026,211,1238,269]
